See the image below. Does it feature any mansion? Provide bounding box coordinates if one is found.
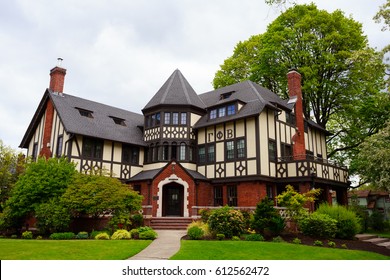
[20,63,349,221]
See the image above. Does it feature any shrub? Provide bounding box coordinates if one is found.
[95,232,110,240]
[138,226,153,233]
[216,233,225,240]
[272,236,284,243]
[76,231,89,239]
[22,231,33,239]
[130,214,144,228]
[341,244,348,249]
[49,232,75,240]
[298,212,337,239]
[327,241,336,248]
[139,229,157,240]
[369,210,385,231]
[313,240,323,246]
[130,228,139,239]
[90,230,109,239]
[208,206,245,238]
[36,235,43,240]
[251,197,280,235]
[111,229,131,240]
[316,204,361,239]
[245,233,265,241]
[199,209,212,223]
[11,234,17,239]
[292,237,302,244]
[187,222,205,240]
[232,236,241,241]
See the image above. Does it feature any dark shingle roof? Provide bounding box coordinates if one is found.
[194,81,288,128]
[49,90,145,146]
[143,69,205,111]
[127,167,208,182]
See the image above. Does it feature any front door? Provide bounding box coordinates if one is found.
[162,184,184,216]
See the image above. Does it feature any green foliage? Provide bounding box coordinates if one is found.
[4,157,76,228]
[129,228,139,239]
[36,235,42,240]
[187,225,204,240]
[216,233,225,240]
[298,212,337,239]
[111,229,131,240]
[34,198,71,234]
[139,229,157,240]
[292,237,301,244]
[62,172,143,219]
[49,232,75,240]
[76,231,89,239]
[327,241,336,248]
[369,210,386,231]
[272,236,284,243]
[348,193,369,232]
[95,232,110,240]
[341,244,348,249]
[276,185,320,222]
[90,230,109,239]
[21,231,33,239]
[231,236,240,241]
[316,204,361,239]
[244,233,265,241]
[313,240,323,247]
[207,206,246,238]
[252,197,281,234]
[130,214,144,228]
[199,208,212,223]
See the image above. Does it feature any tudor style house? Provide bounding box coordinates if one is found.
[20,62,349,224]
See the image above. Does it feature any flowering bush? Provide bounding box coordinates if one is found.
[208,206,245,238]
[95,232,110,240]
[111,229,131,240]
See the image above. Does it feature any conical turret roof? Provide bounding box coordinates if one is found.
[143,69,205,111]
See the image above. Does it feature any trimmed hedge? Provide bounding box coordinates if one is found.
[298,212,337,239]
[49,232,76,240]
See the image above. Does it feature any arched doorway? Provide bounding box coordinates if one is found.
[162,183,184,217]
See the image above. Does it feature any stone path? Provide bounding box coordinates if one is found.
[129,230,187,260]
[356,234,390,249]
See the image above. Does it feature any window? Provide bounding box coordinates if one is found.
[122,144,139,164]
[77,107,93,118]
[227,104,235,116]
[32,142,38,161]
[145,115,150,128]
[179,143,186,161]
[266,185,274,199]
[172,113,179,125]
[286,112,295,126]
[180,113,187,125]
[189,146,193,161]
[110,116,126,126]
[236,139,245,158]
[227,185,237,207]
[56,135,63,157]
[214,186,223,206]
[220,91,234,100]
[207,144,215,162]
[133,185,141,193]
[268,140,277,162]
[281,143,292,160]
[155,113,161,125]
[226,140,235,160]
[83,137,103,159]
[162,142,169,160]
[154,143,159,161]
[171,142,177,159]
[210,109,217,119]
[164,112,170,125]
[218,107,226,117]
[198,146,206,163]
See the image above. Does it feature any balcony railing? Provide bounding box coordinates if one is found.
[276,154,348,184]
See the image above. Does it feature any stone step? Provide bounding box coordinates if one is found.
[363,237,389,244]
[149,218,194,230]
[377,241,390,249]
[355,234,378,241]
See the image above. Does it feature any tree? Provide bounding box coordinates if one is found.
[351,121,390,191]
[0,140,25,211]
[2,157,76,228]
[213,4,388,164]
[61,172,143,229]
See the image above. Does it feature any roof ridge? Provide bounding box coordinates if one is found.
[178,70,191,104]
[160,70,176,104]
[247,80,268,105]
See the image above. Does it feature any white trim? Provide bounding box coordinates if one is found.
[156,174,189,217]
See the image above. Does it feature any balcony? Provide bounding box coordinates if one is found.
[276,154,349,185]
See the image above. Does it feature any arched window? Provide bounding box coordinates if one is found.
[163,142,169,161]
[171,142,177,160]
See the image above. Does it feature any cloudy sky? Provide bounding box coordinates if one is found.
[0,0,388,151]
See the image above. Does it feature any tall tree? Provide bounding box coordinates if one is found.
[213,4,388,163]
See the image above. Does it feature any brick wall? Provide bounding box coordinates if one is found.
[39,99,54,158]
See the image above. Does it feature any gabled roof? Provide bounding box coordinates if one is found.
[143,69,205,112]
[194,81,288,128]
[20,89,146,148]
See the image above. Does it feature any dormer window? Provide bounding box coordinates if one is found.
[110,116,126,126]
[220,91,235,100]
[227,104,236,115]
[77,107,93,118]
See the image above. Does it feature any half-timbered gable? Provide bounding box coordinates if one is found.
[20,63,350,225]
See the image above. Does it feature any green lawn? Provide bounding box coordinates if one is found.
[170,240,390,260]
[0,239,152,260]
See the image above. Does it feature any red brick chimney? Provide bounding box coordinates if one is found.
[287,70,306,160]
[49,58,66,93]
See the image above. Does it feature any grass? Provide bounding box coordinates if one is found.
[0,239,152,260]
[170,240,390,260]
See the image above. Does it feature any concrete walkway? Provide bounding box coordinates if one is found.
[129,230,187,260]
